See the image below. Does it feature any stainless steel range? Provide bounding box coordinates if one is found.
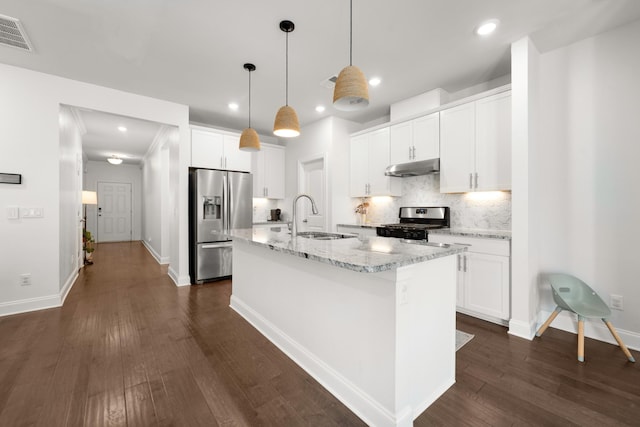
[376,207,450,240]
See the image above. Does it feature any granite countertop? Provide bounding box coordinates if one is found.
[429,228,512,240]
[336,223,382,229]
[227,228,466,273]
[253,220,291,225]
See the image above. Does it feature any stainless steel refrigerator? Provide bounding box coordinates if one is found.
[189,168,253,283]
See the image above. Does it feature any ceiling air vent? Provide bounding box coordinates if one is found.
[0,14,33,52]
[320,74,338,89]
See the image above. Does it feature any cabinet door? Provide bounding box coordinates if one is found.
[412,112,440,161]
[475,92,511,191]
[223,135,252,172]
[440,103,475,193]
[389,121,413,164]
[465,253,510,320]
[264,145,285,199]
[350,134,369,197]
[252,150,266,197]
[367,128,392,196]
[191,129,224,169]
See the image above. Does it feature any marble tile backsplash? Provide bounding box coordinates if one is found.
[356,174,511,230]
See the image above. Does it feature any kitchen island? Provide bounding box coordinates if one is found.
[227,228,466,427]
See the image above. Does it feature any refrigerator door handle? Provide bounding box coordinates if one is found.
[226,173,232,233]
[201,242,233,249]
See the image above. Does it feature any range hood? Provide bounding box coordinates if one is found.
[384,158,440,177]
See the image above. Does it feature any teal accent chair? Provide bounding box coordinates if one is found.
[536,273,635,363]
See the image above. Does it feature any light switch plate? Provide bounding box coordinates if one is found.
[20,207,44,218]
[7,206,19,219]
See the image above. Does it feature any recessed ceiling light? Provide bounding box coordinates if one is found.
[369,77,381,87]
[315,105,325,113]
[117,126,127,132]
[228,102,239,111]
[476,19,499,36]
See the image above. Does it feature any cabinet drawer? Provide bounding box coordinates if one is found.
[429,234,509,256]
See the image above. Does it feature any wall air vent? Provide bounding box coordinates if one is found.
[320,74,338,89]
[0,14,33,52]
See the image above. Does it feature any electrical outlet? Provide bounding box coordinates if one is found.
[610,294,624,310]
[19,273,31,286]
[400,285,409,305]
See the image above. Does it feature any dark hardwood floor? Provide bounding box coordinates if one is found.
[0,242,638,426]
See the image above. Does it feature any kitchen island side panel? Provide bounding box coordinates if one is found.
[230,239,456,427]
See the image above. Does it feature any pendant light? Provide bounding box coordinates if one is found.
[333,0,369,111]
[239,63,260,151]
[273,20,300,138]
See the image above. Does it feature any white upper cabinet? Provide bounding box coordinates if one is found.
[389,112,439,165]
[440,91,511,193]
[252,143,285,199]
[350,128,401,197]
[190,127,251,172]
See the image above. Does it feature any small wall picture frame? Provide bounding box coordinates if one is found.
[0,173,22,184]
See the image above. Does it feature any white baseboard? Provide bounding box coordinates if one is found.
[142,240,170,265]
[59,269,78,305]
[457,307,509,327]
[508,318,537,340]
[168,266,190,287]
[0,268,81,317]
[231,295,403,427]
[0,294,61,317]
[537,309,640,352]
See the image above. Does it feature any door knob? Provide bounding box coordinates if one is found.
[302,219,308,223]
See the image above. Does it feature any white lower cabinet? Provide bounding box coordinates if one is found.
[430,234,510,323]
[336,225,377,239]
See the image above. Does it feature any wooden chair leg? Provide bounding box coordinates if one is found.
[603,320,636,362]
[578,316,585,362]
[536,307,562,337]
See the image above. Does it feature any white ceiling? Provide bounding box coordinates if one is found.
[3,0,640,163]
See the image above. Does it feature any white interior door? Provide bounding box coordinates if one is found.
[298,156,326,232]
[97,181,132,242]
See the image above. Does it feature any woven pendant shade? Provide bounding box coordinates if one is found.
[273,105,300,137]
[333,65,369,111]
[239,127,260,151]
[238,63,260,151]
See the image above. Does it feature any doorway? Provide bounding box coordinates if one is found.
[97,181,132,242]
[297,155,328,232]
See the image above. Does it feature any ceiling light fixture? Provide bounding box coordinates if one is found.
[107,155,123,165]
[476,19,499,36]
[315,105,326,113]
[228,102,239,111]
[368,77,381,87]
[333,0,369,111]
[273,20,300,138]
[117,126,127,132]
[239,63,260,152]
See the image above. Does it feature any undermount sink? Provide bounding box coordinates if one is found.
[296,231,357,240]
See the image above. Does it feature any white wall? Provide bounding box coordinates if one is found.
[281,116,358,230]
[0,62,190,316]
[532,19,640,348]
[509,37,542,340]
[84,161,143,242]
[141,127,176,264]
[59,106,83,295]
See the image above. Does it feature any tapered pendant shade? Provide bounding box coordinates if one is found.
[333,65,369,111]
[273,20,300,138]
[239,127,260,151]
[239,62,260,151]
[273,105,300,137]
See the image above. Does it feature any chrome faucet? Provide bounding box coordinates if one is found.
[291,194,319,238]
